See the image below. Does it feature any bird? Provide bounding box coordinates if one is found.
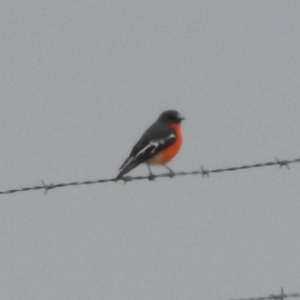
[116,110,184,181]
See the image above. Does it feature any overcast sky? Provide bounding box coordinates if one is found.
[0,1,300,299]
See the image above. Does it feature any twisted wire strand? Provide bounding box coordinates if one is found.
[0,157,299,195]
[227,291,300,300]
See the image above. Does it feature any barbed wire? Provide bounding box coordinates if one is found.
[0,157,299,195]
[226,288,300,300]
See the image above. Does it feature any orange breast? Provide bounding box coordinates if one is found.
[151,123,183,164]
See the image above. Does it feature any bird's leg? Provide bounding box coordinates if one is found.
[147,163,155,181]
[163,165,175,178]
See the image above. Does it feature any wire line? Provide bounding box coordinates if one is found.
[0,157,299,195]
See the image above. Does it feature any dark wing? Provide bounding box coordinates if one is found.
[116,122,176,179]
[129,121,176,162]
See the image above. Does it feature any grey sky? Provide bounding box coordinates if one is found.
[0,1,299,299]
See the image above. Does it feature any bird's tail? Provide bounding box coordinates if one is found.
[115,157,139,181]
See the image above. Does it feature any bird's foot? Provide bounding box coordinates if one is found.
[168,170,175,178]
[148,173,156,181]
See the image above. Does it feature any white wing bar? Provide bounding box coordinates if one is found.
[134,133,175,159]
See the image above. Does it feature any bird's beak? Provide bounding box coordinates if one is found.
[179,114,185,121]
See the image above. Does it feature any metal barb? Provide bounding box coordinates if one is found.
[41,180,54,194]
[123,175,138,184]
[281,287,285,300]
[227,287,300,300]
[275,157,290,169]
[269,288,285,300]
[201,165,209,178]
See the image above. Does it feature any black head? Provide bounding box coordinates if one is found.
[159,110,185,124]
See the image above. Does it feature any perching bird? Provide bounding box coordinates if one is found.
[116,110,184,180]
